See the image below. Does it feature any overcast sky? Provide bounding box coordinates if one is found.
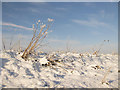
[2,2,118,53]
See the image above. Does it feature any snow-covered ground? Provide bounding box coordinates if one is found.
[0,50,118,88]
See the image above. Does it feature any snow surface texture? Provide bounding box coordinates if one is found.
[0,50,118,88]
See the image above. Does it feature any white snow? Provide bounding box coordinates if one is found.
[39,57,49,65]
[0,50,118,88]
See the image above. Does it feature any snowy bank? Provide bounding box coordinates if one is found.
[0,50,118,88]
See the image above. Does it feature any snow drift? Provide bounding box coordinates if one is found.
[0,50,118,88]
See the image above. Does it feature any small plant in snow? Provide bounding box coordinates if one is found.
[21,18,54,59]
[93,40,110,56]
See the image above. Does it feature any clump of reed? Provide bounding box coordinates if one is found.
[21,18,54,59]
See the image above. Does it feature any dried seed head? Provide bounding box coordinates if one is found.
[48,18,54,22]
[41,24,46,28]
[38,20,40,23]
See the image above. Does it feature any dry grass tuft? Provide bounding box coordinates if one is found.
[22,18,54,59]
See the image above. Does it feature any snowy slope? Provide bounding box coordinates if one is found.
[0,50,118,88]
